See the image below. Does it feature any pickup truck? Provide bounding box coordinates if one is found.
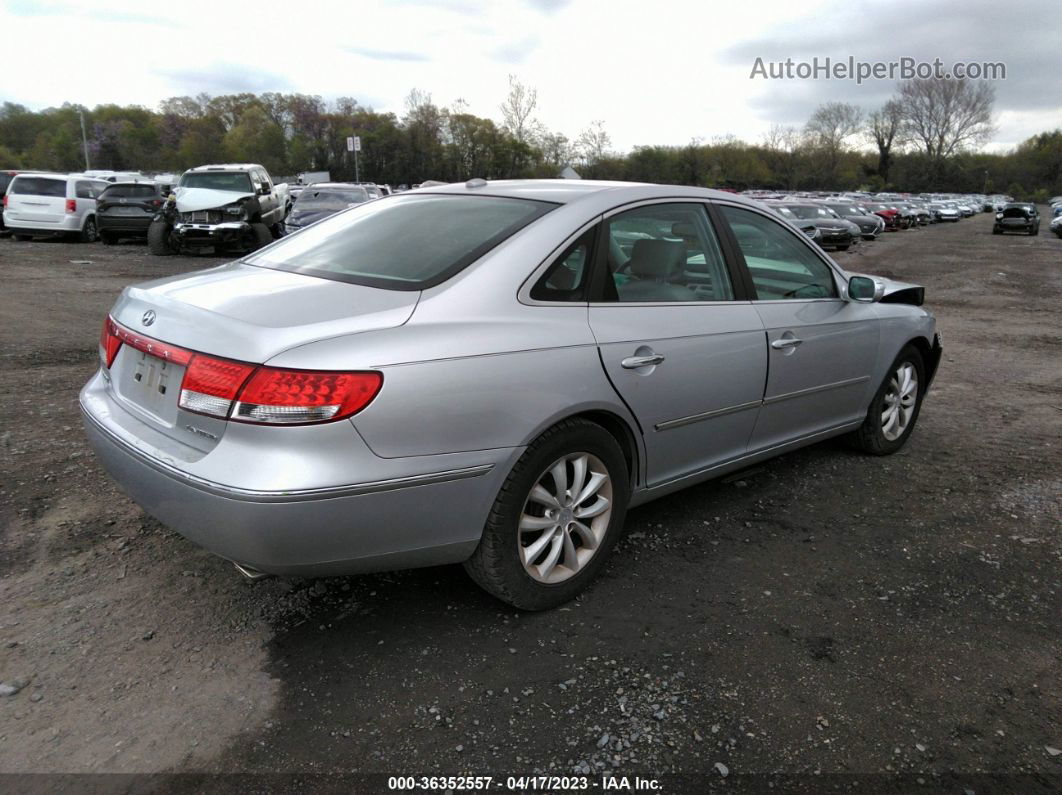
[148,163,290,255]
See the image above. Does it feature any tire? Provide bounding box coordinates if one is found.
[99,231,117,245]
[249,222,272,251]
[269,222,283,239]
[850,344,926,456]
[147,219,174,256]
[80,217,98,243]
[1031,228,1039,236]
[464,418,631,611]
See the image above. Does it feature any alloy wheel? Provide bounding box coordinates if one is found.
[518,452,613,584]
[881,362,918,441]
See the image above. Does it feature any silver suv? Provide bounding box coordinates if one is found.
[3,173,108,242]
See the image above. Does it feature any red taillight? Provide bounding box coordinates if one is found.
[99,316,122,368]
[178,355,256,418]
[2,195,7,208]
[231,368,382,424]
[66,199,77,213]
[100,316,382,424]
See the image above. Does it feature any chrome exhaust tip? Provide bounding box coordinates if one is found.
[232,561,272,582]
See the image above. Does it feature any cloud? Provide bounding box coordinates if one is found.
[490,35,541,65]
[723,0,1061,122]
[524,0,572,12]
[345,46,430,63]
[156,64,294,96]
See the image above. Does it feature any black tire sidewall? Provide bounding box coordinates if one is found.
[469,421,630,610]
[862,345,926,454]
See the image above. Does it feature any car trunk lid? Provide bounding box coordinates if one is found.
[104,262,418,447]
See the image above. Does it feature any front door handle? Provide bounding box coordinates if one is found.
[771,337,803,350]
[621,354,666,369]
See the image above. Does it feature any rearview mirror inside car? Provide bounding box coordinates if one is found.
[848,275,884,303]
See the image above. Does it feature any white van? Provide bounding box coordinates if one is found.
[2,173,109,242]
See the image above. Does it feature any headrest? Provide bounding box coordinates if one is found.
[670,221,697,238]
[629,239,686,279]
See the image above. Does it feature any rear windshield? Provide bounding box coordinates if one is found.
[102,184,158,199]
[246,194,556,290]
[295,188,368,211]
[10,177,66,197]
[179,172,253,192]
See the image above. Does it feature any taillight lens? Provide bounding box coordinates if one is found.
[232,368,382,424]
[65,199,77,213]
[99,316,122,368]
[179,355,256,418]
[2,195,7,208]
[99,315,381,424]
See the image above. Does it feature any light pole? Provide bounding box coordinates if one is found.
[78,110,91,171]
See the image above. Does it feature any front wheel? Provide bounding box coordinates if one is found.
[249,222,273,251]
[464,419,630,610]
[850,345,926,455]
[147,219,175,255]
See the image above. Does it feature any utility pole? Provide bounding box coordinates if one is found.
[78,110,91,171]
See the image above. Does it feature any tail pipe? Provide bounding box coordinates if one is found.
[232,561,272,582]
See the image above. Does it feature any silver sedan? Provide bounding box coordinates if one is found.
[81,180,942,610]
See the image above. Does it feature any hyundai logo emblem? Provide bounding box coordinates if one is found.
[142,310,156,326]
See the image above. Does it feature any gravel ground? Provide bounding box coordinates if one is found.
[0,212,1059,791]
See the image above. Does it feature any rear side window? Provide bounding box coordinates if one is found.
[76,181,107,199]
[10,177,66,197]
[531,227,596,302]
[247,194,556,290]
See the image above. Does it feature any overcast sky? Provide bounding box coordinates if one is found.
[3,0,1058,153]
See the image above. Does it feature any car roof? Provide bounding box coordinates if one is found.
[413,179,767,208]
[185,164,265,172]
[299,182,368,191]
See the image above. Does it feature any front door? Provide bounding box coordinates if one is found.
[716,204,880,452]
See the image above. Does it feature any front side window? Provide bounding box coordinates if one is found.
[247,194,556,290]
[720,206,839,301]
[294,188,369,211]
[600,203,734,303]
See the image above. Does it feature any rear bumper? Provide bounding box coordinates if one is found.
[3,215,83,233]
[80,371,518,576]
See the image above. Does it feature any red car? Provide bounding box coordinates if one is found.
[860,203,902,231]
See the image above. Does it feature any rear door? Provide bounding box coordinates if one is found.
[6,176,67,223]
[587,201,767,487]
[716,203,879,451]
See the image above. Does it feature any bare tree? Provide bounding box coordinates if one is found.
[865,99,905,184]
[897,78,996,173]
[575,120,611,167]
[499,75,538,144]
[762,124,805,189]
[804,102,862,184]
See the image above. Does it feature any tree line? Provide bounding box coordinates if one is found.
[0,77,1058,200]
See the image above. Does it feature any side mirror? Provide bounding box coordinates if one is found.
[258,184,271,196]
[848,275,884,303]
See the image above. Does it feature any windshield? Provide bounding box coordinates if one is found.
[295,188,368,211]
[247,194,556,290]
[179,172,253,192]
[772,206,796,219]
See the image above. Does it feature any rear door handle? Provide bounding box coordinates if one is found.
[621,354,666,369]
[771,337,803,349]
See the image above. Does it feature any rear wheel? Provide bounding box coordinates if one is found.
[147,219,175,256]
[464,419,630,610]
[850,345,925,456]
[79,217,98,243]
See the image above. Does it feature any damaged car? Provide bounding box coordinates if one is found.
[148,164,290,256]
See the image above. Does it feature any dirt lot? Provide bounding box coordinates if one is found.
[0,213,1059,791]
